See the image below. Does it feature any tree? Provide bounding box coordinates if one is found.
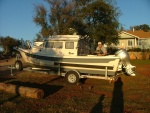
[34,5,51,38]
[48,0,76,35]
[33,0,76,37]
[0,36,20,54]
[74,0,120,45]
[132,24,150,32]
[33,0,120,46]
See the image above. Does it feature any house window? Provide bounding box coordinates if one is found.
[139,40,142,45]
[65,42,74,49]
[128,40,133,46]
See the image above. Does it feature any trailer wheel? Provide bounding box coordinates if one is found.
[15,60,23,71]
[65,71,80,84]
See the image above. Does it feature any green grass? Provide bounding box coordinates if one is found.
[131,59,150,65]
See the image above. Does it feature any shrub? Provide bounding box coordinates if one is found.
[127,48,141,52]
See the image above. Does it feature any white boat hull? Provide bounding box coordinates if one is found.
[18,48,120,76]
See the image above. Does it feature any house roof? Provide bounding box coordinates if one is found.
[125,30,150,39]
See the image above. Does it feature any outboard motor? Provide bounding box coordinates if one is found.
[115,49,136,76]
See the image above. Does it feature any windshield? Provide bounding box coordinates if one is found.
[78,39,90,55]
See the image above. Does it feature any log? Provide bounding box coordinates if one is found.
[0,82,44,99]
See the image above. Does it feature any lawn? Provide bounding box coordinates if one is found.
[0,58,150,113]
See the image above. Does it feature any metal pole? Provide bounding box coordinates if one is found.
[105,66,108,79]
[10,65,13,76]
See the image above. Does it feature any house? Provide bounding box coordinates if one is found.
[118,30,150,50]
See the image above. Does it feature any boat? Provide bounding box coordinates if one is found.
[14,35,135,84]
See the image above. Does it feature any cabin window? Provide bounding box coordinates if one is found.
[45,42,63,48]
[65,42,74,49]
[54,42,63,48]
[45,42,54,48]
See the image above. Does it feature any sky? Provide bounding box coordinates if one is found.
[0,0,150,41]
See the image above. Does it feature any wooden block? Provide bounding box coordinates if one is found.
[0,82,44,99]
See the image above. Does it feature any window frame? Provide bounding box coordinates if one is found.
[128,40,133,46]
[65,42,74,49]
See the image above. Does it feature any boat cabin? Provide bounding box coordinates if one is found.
[32,35,90,56]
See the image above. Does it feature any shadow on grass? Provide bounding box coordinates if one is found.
[0,77,16,83]
[0,69,11,76]
[90,77,124,113]
[46,76,64,83]
[79,78,87,84]
[90,94,105,113]
[0,67,19,77]
[0,95,19,105]
[110,77,124,113]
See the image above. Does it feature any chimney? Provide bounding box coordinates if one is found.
[132,27,134,32]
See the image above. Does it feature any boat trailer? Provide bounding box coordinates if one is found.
[8,62,123,84]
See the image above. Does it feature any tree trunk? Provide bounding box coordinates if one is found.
[0,82,44,99]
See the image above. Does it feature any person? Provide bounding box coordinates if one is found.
[96,42,107,56]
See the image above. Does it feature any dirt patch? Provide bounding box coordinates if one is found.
[136,64,150,76]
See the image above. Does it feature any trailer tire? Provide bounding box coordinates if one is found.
[65,71,80,84]
[15,60,23,71]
